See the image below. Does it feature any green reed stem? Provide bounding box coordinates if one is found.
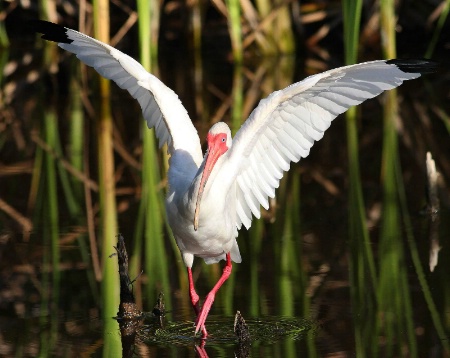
[39,226,50,358]
[225,0,243,63]
[425,0,450,58]
[44,109,60,296]
[142,129,171,307]
[343,0,377,353]
[41,108,60,355]
[274,5,295,54]
[191,0,202,50]
[137,0,159,64]
[379,0,397,58]
[53,130,81,217]
[342,0,362,63]
[37,151,49,358]
[92,1,121,355]
[137,0,172,311]
[272,174,287,300]
[248,219,264,317]
[69,77,84,200]
[279,172,301,318]
[37,36,61,354]
[290,173,305,308]
[36,13,60,324]
[0,1,9,48]
[129,0,151,299]
[378,0,417,355]
[379,1,399,353]
[230,65,244,134]
[66,77,98,299]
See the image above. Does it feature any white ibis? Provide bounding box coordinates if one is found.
[33,20,435,337]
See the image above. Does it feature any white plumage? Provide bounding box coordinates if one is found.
[34,20,433,335]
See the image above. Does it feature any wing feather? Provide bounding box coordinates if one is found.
[251,157,275,198]
[247,165,270,209]
[266,145,286,177]
[270,143,291,171]
[236,182,252,229]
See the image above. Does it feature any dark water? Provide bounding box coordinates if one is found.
[1,9,450,358]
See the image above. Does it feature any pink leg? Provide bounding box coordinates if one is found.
[188,267,200,314]
[187,267,208,337]
[194,253,232,335]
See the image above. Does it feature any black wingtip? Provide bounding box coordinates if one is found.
[29,20,73,44]
[386,59,438,74]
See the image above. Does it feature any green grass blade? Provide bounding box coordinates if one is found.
[342,0,377,353]
[225,0,243,63]
[378,0,417,354]
[137,0,172,312]
[42,108,60,355]
[342,0,362,63]
[0,1,9,48]
[69,77,85,200]
[91,1,121,355]
[425,0,450,58]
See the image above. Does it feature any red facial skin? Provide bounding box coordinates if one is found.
[193,132,229,231]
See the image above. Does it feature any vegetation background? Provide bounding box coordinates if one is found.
[0,0,449,356]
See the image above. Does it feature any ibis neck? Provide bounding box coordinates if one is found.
[193,147,224,230]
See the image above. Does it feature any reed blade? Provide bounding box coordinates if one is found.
[137,0,173,313]
[377,0,417,355]
[91,0,121,355]
[343,0,377,353]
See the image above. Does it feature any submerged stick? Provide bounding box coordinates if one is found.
[115,234,141,318]
[114,234,142,358]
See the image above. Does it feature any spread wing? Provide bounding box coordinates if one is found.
[219,59,435,230]
[32,20,203,168]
